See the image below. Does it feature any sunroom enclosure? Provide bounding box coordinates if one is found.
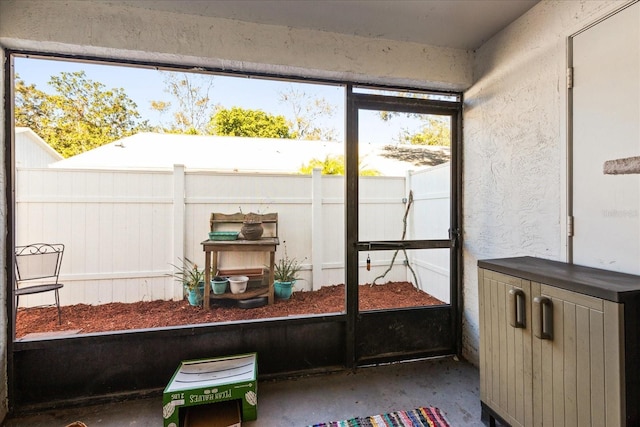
[7,52,462,411]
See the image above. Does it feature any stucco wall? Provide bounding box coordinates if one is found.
[0,0,472,91]
[461,0,629,365]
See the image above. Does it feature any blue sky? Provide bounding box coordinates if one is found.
[15,56,425,146]
[15,57,345,137]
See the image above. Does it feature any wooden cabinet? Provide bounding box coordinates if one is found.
[478,257,640,427]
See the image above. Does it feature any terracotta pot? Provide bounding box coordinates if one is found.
[241,222,263,240]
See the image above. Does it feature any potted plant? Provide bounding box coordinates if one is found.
[169,257,204,306]
[272,242,304,299]
[211,275,228,295]
[241,212,264,240]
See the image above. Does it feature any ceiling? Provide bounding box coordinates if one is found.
[109,0,539,50]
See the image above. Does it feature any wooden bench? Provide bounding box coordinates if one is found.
[202,212,279,308]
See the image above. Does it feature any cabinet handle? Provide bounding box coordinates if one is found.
[533,296,553,340]
[508,289,526,329]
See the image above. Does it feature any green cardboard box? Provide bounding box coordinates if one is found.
[163,353,257,427]
[184,400,241,427]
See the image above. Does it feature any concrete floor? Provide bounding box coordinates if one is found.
[3,356,488,426]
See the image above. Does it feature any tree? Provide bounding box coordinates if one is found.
[398,117,451,146]
[15,71,148,157]
[279,87,337,140]
[208,107,293,138]
[150,72,215,134]
[14,78,52,140]
[299,155,380,176]
[376,90,451,146]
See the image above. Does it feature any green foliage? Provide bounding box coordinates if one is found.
[378,96,452,146]
[399,117,451,146]
[298,155,380,176]
[150,72,214,134]
[14,78,52,140]
[279,87,337,140]
[358,168,381,177]
[168,257,204,291]
[15,71,148,157]
[208,106,292,138]
[271,241,304,282]
[299,155,344,175]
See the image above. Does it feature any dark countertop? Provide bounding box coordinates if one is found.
[478,256,640,303]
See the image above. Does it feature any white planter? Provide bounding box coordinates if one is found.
[228,276,248,294]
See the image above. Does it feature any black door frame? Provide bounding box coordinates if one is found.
[345,86,463,367]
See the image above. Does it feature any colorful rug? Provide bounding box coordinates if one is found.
[308,407,451,427]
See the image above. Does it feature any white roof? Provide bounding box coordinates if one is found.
[16,127,64,168]
[50,132,450,176]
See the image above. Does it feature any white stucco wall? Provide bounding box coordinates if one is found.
[461,0,630,365]
[0,0,472,91]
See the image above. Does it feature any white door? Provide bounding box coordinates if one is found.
[572,2,640,273]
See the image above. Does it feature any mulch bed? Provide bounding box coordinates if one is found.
[15,282,443,339]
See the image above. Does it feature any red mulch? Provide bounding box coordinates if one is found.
[15,282,443,339]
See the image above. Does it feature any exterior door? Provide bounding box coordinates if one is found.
[345,86,462,365]
[571,2,640,273]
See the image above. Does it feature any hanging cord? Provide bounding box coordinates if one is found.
[371,190,419,286]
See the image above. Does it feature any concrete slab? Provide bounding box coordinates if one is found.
[3,356,493,426]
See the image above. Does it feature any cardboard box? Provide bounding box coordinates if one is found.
[163,353,257,427]
[183,400,241,427]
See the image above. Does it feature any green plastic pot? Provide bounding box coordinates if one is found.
[274,280,295,299]
[211,278,228,295]
[186,282,205,306]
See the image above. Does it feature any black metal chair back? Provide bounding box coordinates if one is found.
[15,243,65,325]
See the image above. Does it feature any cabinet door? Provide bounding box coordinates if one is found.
[479,269,533,427]
[531,284,624,427]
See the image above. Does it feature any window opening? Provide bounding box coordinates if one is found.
[11,53,458,340]
[352,85,460,103]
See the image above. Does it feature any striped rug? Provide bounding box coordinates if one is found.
[308,407,451,427]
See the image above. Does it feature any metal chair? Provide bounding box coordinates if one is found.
[15,243,65,325]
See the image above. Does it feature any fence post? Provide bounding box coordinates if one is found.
[312,168,323,291]
[172,164,186,300]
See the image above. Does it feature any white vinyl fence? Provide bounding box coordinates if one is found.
[16,164,450,307]
[407,162,451,303]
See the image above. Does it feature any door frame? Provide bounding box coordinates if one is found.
[345,85,463,366]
